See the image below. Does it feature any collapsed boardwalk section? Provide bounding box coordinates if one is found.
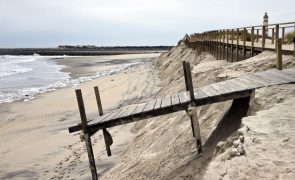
[68,66,295,179]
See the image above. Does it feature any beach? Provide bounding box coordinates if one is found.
[1,44,295,180]
[0,53,162,179]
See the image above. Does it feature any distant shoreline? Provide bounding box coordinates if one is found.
[0,46,171,56]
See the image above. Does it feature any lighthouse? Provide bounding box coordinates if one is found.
[263,12,269,36]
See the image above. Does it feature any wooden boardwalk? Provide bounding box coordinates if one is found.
[69,68,295,133]
[185,21,295,62]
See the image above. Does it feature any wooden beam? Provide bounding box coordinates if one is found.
[182,61,189,91]
[75,89,98,180]
[272,28,275,44]
[275,24,279,52]
[251,27,254,57]
[231,29,234,62]
[236,29,239,61]
[185,62,195,103]
[94,86,112,157]
[262,26,266,49]
[277,38,283,70]
[243,28,246,60]
[282,27,285,44]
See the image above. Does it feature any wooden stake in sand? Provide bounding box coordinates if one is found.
[94,86,113,157]
[75,89,98,180]
[276,38,283,70]
[183,61,202,153]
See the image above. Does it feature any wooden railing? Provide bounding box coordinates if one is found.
[184,21,295,62]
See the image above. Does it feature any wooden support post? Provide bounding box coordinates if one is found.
[75,89,98,180]
[282,27,285,44]
[182,61,189,91]
[256,29,259,43]
[277,38,282,70]
[294,25,295,57]
[226,30,229,61]
[243,28,246,60]
[223,30,226,59]
[183,62,202,153]
[231,29,234,62]
[275,24,279,52]
[251,27,254,57]
[94,86,112,157]
[236,29,239,61]
[262,26,266,49]
[272,28,275,44]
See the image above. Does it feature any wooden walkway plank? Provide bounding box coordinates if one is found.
[112,106,130,120]
[153,98,163,109]
[179,91,190,104]
[160,96,172,108]
[240,75,269,87]
[143,99,157,112]
[132,103,148,115]
[254,72,289,85]
[279,69,295,78]
[99,108,124,123]
[171,93,180,105]
[230,78,254,90]
[211,81,239,94]
[194,89,208,99]
[222,80,248,92]
[260,69,295,82]
[120,105,138,118]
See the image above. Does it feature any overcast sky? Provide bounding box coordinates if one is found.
[0,0,294,47]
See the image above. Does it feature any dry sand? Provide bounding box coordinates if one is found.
[0,55,162,179]
[1,42,295,180]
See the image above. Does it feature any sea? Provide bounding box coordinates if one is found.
[0,54,155,104]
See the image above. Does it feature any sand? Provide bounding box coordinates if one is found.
[0,56,162,179]
[1,42,295,179]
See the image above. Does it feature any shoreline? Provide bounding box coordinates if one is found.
[0,53,161,105]
[0,55,162,179]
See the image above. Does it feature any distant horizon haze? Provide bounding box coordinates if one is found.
[0,0,294,48]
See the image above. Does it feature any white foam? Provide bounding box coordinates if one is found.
[0,61,143,104]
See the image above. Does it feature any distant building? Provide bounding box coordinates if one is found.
[263,12,269,36]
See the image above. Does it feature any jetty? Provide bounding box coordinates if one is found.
[68,21,295,180]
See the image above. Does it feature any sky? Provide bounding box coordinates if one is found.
[0,0,294,48]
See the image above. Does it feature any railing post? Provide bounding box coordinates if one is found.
[251,27,254,57]
[231,29,234,62]
[223,30,226,59]
[75,89,98,180]
[262,25,266,49]
[243,28,246,60]
[236,29,239,61]
[277,38,282,70]
[226,30,229,61]
[272,28,275,44]
[275,24,279,52]
[282,27,285,44]
[256,29,259,43]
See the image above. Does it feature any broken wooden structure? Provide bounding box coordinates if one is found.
[69,62,295,179]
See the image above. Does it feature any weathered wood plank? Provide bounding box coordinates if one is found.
[153,98,163,109]
[132,103,148,115]
[143,99,157,112]
[254,72,288,84]
[230,78,254,90]
[120,105,138,118]
[280,69,295,78]
[161,96,172,108]
[194,89,208,99]
[240,75,269,87]
[112,106,130,120]
[260,69,295,82]
[179,91,190,104]
[210,82,236,94]
[171,94,180,105]
[222,80,247,92]
[100,108,124,123]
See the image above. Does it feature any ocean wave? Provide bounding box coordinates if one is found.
[0,61,143,104]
